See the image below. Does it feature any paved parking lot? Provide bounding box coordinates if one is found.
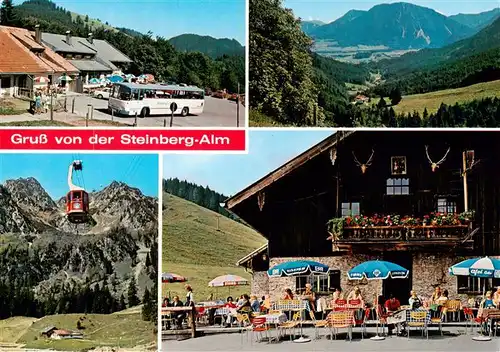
[69,94,245,127]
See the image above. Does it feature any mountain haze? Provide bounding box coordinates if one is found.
[450,8,500,31]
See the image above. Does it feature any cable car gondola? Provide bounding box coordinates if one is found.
[66,160,89,224]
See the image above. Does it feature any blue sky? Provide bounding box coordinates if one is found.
[0,154,158,199]
[30,0,246,45]
[284,0,499,24]
[163,130,335,196]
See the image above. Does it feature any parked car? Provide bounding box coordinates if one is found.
[93,88,111,100]
[212,90,226,99]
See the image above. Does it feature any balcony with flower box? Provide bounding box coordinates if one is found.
[327,211,477,251]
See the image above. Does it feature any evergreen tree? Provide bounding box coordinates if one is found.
[377,97,387,109]
[118,294,127,311]
[127,278,140,307]
[389,87,402,106]
[0,0,14,25]
[141,287,152,321]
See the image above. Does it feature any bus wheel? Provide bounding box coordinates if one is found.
[181,107,189,117]
[140,107,149,118]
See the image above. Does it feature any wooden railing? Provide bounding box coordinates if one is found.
[339,225,470,243]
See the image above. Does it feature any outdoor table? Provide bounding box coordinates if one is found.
[479,309,500,336]
[262,312,288,324]
[386,309,432,334]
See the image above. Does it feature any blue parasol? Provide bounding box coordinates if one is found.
[267,260,329,278]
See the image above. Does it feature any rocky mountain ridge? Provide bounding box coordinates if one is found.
[303,2,497,49]
[0,177,158,302]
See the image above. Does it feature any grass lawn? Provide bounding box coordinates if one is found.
[372,79,500,115]
[17,312,155,351]
[163,193,266,300]
[0,97,29,115]
[249,109,294,127]
[0,317,37,343]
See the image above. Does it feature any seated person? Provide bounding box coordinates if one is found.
[385,294,401,314]
[224,296,237,308]
[348,287,363,302]
[171,296,185,329]
[333,287,344,301]
[250,295,260,312]
[409,290,422,309]
[237,294,252,314]
[481,291,496,309]
[435,289,449,306]
[493,287,500,306]
[384,294,401,336]
[430,287,442,305]
[283,288,294,300]
[302,283,316,312]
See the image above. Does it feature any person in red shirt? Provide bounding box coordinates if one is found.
[385,294,401,312]
[224,296,237,308]
[384,294,401,335]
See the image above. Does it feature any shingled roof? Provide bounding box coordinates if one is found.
[0,26,78,74]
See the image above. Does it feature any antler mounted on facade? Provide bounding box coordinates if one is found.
[352,149,374,174]
[257,191,265,211]
[425,145,450,172]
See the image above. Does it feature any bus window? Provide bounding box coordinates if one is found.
[117,86,132,100]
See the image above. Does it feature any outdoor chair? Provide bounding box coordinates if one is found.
[251,316,274,344]
[442,300,462,322]
[278,310,301,341]
[463,307,482,335]
[375,304,388,337]
[237,313,252,344]
[348,299,361,307]
[361,307,372,338]
[308,310,329,339]
[162,311,175,330]
[329,310,354,341]
[407,311,428,339]
[334,299,347,311]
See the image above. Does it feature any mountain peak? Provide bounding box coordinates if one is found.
[309,2,475,49]
[4,177,57,212]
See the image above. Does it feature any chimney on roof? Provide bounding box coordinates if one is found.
[65,30,71,45]
[88,32,93,44]
[35,25,41,44]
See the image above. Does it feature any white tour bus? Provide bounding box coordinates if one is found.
[108,82,205,117]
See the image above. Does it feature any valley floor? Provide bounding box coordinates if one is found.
[374,79,500,115]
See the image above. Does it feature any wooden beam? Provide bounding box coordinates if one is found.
[226,132,353,209]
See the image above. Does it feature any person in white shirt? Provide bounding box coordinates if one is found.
[185,285,195,306]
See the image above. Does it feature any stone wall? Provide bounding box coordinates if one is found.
[255,253,479,305]
[268,255,383,305]
[412,253,473,304]
[251,271,269,298]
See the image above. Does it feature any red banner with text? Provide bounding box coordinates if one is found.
[0,129,246,151]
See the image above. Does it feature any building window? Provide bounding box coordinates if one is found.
[84,55,92,59]
[74,54,82,59]
[457,277,500,294]
[341,202,360,217]
[437,198,457,214]
[391,156,407,175]
[387,178,410,195]
[66,54,73,59]
[295,270,341,294]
